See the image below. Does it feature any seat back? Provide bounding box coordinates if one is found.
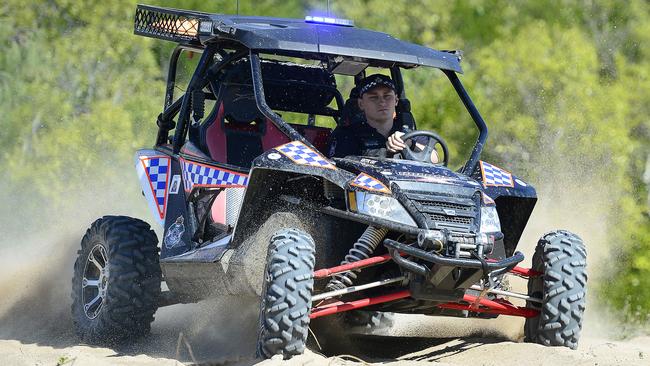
[199,69,266,167]
[291,124,331,153]
[339,86,365,127]
[198,58,338,163]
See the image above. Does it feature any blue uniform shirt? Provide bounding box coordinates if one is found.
[327,119,422,158]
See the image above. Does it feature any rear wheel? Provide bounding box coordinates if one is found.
[524,230,587,349]
[71,216,161,344]
[343,311,395,335]
[258,228,315,359]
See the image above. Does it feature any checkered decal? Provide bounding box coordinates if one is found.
[139,156,170,219]
[350,173,390,194]
[480,161,514,187]
[275,141,336,170]
[180,160,249,192]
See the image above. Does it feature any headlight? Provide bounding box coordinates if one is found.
[349,191,417,227]
[480,206,501,233]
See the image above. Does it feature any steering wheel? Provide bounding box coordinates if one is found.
[398,130,449,166]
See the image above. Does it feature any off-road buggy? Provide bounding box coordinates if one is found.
[71,4,588,358]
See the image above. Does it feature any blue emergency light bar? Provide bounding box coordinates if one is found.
[305,15,354,27]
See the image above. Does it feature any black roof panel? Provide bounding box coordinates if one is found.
[134,5,462,72]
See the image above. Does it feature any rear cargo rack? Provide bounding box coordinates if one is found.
[134,4,209,44]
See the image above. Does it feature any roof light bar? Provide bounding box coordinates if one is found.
[134,5,207,43]
[305,16,354,27]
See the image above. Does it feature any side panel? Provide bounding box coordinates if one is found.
[163,157,252,259]
[135,150,172,227]
[179,158,249,192]
[179,157,249,228]
[472,160,537,255]
[162,158,194,258]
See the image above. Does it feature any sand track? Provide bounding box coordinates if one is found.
[1,312,648,366]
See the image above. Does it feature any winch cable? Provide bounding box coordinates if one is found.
[326,226,389,291]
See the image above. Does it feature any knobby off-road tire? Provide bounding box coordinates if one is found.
[343,311,395,334]
[524,230,587,349]
[71,216,161,344]
[258,228,316,359]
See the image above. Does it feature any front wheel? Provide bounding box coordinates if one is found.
[257,228,315,359]
[524,230,587,349]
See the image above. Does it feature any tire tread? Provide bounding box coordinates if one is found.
[259,229,315,359]
[524,230,587,349]
[71,216,161,344]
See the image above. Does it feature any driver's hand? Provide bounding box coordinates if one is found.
[387,131,440,164]
[429,149,440,164]
[386,131,409,153]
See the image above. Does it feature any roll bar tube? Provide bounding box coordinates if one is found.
[165,45,205,109]
[249,51,316,148]
[166,46,247,152]
[390,66,405,99]
[443,70,488,176]
[164,46,183,110]
[171,46,215,153]
[157,45,204,146]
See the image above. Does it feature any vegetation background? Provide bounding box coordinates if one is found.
[0,0,648,328]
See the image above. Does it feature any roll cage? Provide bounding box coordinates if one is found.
[143,6,488,175]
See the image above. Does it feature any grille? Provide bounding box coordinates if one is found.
[405,192,479,233]
[225,188,245,227]
[427,214,473,225]
[416,200,467,211]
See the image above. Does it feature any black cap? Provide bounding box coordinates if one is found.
[358,74,396,96]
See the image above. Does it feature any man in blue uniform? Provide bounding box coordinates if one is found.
[327,74,439,163]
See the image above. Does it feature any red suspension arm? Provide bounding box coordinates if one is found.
[309,290,411,319]
[437,294,539,318]
[309,256,541,319]
[313,253,394,279]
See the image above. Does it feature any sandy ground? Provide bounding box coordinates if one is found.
[1,309,649,366]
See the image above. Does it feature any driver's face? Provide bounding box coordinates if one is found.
[358,86,397,124]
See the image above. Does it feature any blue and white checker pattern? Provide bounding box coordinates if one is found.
[351,173,390,193]
[480,161,514,187]
[276,141,336,169]
[140,157,170,217]
[181,160,249,192]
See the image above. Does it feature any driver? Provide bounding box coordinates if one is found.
[327,74,439,163]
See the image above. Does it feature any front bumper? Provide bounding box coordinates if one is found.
[384,238,525,301]
[385,239,524,275]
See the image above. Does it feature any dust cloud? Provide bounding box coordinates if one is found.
[0,182,262,363]
[515,147,626,340]
[0,189,129,347]
[0,230,77,345]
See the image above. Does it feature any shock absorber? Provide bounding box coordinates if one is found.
[326,226,389,291]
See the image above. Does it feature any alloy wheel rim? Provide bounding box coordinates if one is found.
[81,244,109,320]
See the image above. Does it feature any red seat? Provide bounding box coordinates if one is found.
[290,124,331,153]
[202,105,331,163]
